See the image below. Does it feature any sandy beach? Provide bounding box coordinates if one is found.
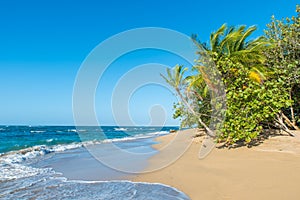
[134,129,300,200]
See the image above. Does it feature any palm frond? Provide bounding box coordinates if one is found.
[235,26,257,51]
[210,24,227,52]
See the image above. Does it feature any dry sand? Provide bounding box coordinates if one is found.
[134,129,300,200]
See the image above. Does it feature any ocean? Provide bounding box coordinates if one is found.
[0,126,190,199]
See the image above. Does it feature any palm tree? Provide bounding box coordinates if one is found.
[161,65,216,137]
[163,25,271,140]
[184,24,271,140]
[193,24,271,84]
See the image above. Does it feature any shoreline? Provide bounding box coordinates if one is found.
[134,129,300,200]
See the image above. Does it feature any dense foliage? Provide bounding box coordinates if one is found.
[264,6,300,130]
[163,5,300,145]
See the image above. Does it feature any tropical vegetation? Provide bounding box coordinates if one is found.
[162,4,300,145]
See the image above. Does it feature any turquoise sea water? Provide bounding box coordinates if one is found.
[0,126,190,200]
[0,126,173,153]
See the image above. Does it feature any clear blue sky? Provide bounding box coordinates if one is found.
[0,0,298,125]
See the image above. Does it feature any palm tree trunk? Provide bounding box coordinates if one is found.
[176,88,216,138]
